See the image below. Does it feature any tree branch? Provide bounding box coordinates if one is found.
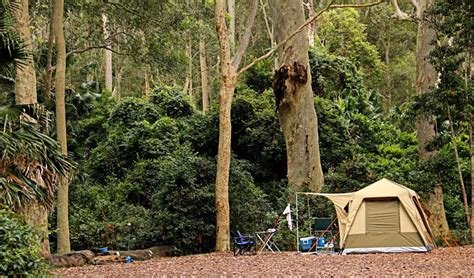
[231,0,258,69]
[237,0,383,76]
[410,0,421,18]
[390,0,411,20]
[66,45,125,58]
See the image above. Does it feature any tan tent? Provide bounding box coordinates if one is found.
[306,178,435,254]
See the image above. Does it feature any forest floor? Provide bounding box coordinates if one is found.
[52,245,473,277]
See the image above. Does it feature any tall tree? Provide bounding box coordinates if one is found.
[102,13,113,94]
[227,0,235,47]
[53,0,70,254]
[13,0,36,105]
[199,34,210,112]
[10,0,51,255]
[391,0,450,234]
[271,0,324,192]
[214,0,258,252]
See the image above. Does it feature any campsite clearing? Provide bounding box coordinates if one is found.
[53,245,474,277]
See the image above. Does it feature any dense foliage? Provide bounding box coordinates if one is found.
[0,208,47,276]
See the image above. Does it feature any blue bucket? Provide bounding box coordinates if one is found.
[317,237,325,247]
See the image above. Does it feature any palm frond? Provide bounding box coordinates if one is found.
[0,104,76,210]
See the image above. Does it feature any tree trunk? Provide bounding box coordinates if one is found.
[144,66,150,96]
[199,36,210,112]
[227,0,235,48]
[183,38,193,99]
[416,0,437,160]
[19,201,50,256]
[426,185,450,234]
[272,0,324,192]
[13,0,37,105]
[214,0,235,252]
[54,0,70,254]
[470,122,474,242]
[384,40,392,111]
[102,13,113,93]
[44,0,55,101]
[415,0,450,234]
[13,0,50,256]
[305,0,316,47]
[447,108,470,226]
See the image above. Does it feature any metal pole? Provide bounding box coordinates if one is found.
[296,192,299,252]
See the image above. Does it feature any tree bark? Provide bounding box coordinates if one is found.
[54,0,70,254]
[199,36,210,112]
[272,0,324,192]
[19,201,50,256]
[13,0,37,105]
[305,0,316,47]
[102,13,113,93]
[13,0,50,256]
[227,0,235,48]
[416,0,437,160]
[183,38,193,99]
[144,66,150,96]
[214,0,234,252]
[426,185,450,234]
[414,0,449,234]
[44,0,55,101]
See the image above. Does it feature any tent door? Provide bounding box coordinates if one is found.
[365,199,400,233]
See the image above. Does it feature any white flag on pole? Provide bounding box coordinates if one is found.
[282,203,292,231]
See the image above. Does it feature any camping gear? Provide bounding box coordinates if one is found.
[231,231,256,256]
[299,236,316,252]
[296,178,435,254]
[255,228,280,253]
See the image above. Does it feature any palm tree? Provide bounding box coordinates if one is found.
[0,0,75,254]
[0,106,75,210]
[0,0,27,77]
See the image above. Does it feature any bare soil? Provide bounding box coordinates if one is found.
[52,246,474,277]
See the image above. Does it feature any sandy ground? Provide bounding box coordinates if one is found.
[52,246,474,277]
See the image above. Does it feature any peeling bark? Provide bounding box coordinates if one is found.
[272,0,324,192]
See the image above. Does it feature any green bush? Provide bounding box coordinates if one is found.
[0,208,47,276]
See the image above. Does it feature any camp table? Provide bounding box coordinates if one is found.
[255,228,280,253]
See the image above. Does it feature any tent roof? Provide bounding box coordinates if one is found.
[353,178,418,198]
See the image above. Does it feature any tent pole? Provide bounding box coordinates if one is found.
[296,193,299,252]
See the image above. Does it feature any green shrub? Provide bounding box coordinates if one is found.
[0,208,47,276]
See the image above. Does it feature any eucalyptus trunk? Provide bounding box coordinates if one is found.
[102,13,113,93]
[54,0,70,254]
[199,36,210,112]
[227,0,235,48]
[214,0,235,252]
[416,0,449,234]
[183,38,193,99]
[13,0,37,104]
[272,0,324,192]
[44,0,55,101]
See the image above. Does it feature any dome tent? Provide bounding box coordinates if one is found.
[307,178,435,254]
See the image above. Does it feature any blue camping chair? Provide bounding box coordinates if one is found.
[231,231,256,256]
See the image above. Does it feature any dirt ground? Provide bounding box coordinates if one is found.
[52,246,474,277]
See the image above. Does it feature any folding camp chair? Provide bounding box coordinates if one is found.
[313,217,337,253]
[231,231,256,256]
